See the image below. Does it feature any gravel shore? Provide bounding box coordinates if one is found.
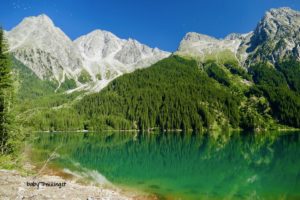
[0,169,156,200]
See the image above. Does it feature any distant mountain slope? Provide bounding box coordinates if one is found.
[12,57,57,100]
[245,7,300,65]
[73,55,300,131]
[21,52,300,132]
[29,56,245,131]
[9,7,300,132]
[6,7,300,94]
[176,7,300,66]
[73,30,170,92]
[6,15,83,82]
[5,14,170,92]
[176,32,249,60]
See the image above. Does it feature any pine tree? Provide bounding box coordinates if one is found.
[0,27,14,154]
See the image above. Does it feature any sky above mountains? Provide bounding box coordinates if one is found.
[1,0,300,52]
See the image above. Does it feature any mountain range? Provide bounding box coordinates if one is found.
[8,7,300,132]
[5,7,300,93]
[177,7,300,65]
[5,14,170,92]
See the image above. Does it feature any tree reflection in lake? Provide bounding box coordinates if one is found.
[31,131,300,200]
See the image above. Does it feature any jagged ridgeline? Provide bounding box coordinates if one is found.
[5,14,170,93]
[10,7,300,132]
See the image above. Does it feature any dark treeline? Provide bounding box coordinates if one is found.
[23,55,300,132]
[249,61,300,128]
[75,56,244,132]
[0,28,21,156]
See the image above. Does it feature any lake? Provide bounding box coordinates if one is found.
[29,131,300,199]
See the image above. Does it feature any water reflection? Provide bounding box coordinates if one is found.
[31,131,300,199]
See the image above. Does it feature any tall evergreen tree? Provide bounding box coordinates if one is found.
[0,27,14,154]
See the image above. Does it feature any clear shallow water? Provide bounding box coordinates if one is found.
[30,131,300,200]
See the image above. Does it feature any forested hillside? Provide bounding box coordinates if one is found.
[249,60,300,128]
[75,56,300,132]
[16,52,300,132]
[18,54,297,132]
[76,56,243,131]
[11,56,83,132]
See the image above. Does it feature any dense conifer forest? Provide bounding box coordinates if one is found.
[0,28,22,161]
[18,54,300,132]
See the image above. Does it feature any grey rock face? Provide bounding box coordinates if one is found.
[245,7,300,65]
[114,39,144,64]
[225,33,249,40]
[176,7,300,67]
[177,32,243,58]
[6,14,83,81]
[74,30,124,60]
[74,31,170,88]
[5,14,170,92]
[6,7,300,91]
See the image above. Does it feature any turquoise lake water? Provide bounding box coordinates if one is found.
[30,131,300,199]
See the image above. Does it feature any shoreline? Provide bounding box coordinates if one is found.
[32,126,300,134]
[0,169,157,200]
[0,145,156,200]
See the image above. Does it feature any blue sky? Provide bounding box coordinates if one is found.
[1,0,300,52]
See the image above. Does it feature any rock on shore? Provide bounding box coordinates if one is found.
[0,170,154,200]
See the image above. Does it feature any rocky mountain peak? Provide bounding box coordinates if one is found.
[225,33,251,40]
[258,7,300,39]
[245,7,300,64]
[175,7,300,66]
[267,7,299,19]
[84,29,122,42]
[19,14,55,29]
[74,29,124,60]
[177,32,242,58]
[6,14,82,81]
[30,14,54,26]
[182,32,218,43]
[2,14,170,92]
[5,14,170,92]
[74,28,170,86]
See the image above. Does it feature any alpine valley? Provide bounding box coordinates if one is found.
[6,7,300,132]
[2,4,300,200]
